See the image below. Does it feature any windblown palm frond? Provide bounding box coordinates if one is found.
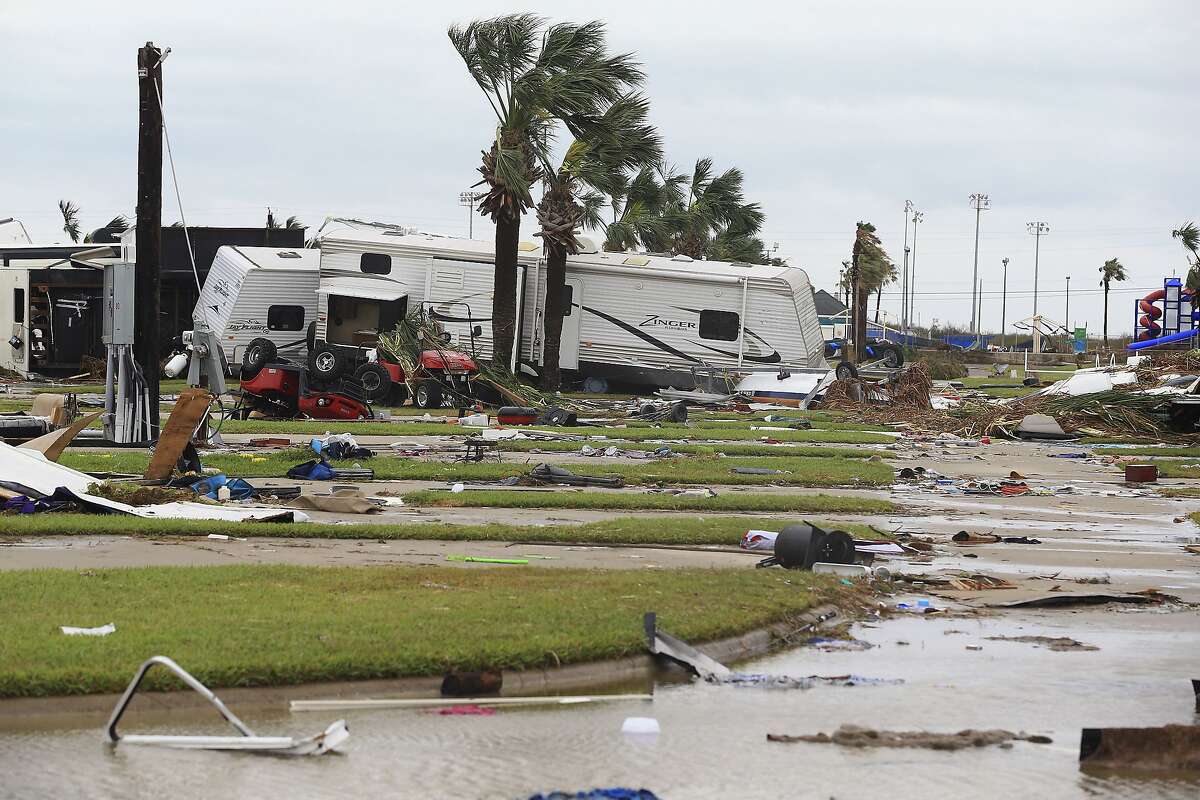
[58,200,81,243]
[285,216,304,230]
[1172,222,1199,258]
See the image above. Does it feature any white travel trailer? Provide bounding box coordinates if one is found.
[191,245,320,369]
[310,218,828,391]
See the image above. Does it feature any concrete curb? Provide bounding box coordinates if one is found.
[0,605,843,730]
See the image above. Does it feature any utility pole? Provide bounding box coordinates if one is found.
[1027,221,1050,353]
[135,42,163,434]
[901,200,913,336]
[1065,275,1071,339]
[1001,257,1009,351]
[909,211,923,335]
[968,193,989,335]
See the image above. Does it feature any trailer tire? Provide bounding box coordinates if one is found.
[880,344,904,368]
[354,362,392,402]
[835,362,858,381]
[243,338,277,371]
[414,380,443,409]
[307,344,348,382]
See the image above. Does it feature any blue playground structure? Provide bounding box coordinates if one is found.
[1128,278,1200,351]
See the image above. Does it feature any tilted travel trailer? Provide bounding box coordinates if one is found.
[309,218,828,391]
[0,242,121,376]
[189,245,320,370]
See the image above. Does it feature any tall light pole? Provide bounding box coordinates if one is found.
[459,191,481,239]
[901,200,914,335]
[1027,221,1050,354]
[909,210,923,335]
[968,193,990,335]
[977,279,983,342]
[1001,257,1009,351]
[1065,275,1071,337]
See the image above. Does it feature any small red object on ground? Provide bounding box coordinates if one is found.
[1125,464,1158,483]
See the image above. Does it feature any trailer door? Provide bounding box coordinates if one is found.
[557,278,582,370]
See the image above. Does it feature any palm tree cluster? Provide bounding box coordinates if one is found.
[603,159,768,263]
[58,199,129,244]
[1173,222,1200,295]
[449,14,776,388]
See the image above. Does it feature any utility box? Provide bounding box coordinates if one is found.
[102,262,136,346]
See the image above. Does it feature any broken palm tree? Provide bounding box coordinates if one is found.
[377,308,582,409]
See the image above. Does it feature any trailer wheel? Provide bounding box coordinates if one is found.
[835,362,858,381]
[353,362,392,402]
[307,344,348,381]
[880,344,904,368]
[243,338,277,371]
[414,380,443,409]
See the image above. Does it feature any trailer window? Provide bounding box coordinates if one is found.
[360,253,391,275]
[267,305,305,331]
[13,289,24,324]
[562,284,573,317]
[699,309,739,341]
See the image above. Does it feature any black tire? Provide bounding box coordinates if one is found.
[388,384,410,406]
[835,362,859,381]
[307,344,348,382]
[354,362,392,402]
[305,322,316,353]
[243,337,277,371]
[414,380,443,409]
[880,344,904,368]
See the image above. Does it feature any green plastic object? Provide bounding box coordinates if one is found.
[445,555,530,565]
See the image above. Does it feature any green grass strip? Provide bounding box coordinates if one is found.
[401,489,894,513]
[1160,488,1200,498]
[0,564,848,697]
[1143,462,1200,479]
[1094,446,1200,457]
[216,418,894,443]
[496,440,891,459]
[59,450,894,488]
[2,513,889,543]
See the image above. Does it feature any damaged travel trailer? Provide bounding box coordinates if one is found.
[1,242,121,377]
[189,245,320,370]
[307,218,828,391]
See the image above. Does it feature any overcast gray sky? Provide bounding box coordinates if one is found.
[3,0,1197,336]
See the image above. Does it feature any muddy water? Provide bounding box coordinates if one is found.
[2,609,1197,799]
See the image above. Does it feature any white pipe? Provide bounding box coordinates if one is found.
[737,277,749,367]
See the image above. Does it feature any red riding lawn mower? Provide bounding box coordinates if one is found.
[235,330,481,420]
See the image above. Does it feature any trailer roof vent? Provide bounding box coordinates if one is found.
[622,255,651,267]
[277,251,301,258]
[517,241,540,252]
[671,253,694,262]
[730,261,754,268]
[574,235,599,254]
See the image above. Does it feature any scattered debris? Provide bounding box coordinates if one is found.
[985,635,1099,652]
[108,656,347,755]
[768,724,1052,750]
[61,623,116,637]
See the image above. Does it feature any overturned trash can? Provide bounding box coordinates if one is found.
[756,522,856,570]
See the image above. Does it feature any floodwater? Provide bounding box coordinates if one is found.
[2,609,1197,800]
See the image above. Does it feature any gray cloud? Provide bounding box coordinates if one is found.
[2,0,1196,334]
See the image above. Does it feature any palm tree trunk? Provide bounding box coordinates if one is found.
[492,215,521,370]
[873,286,882,324]
[540,246,568,391]
[1102,282,1109,346]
